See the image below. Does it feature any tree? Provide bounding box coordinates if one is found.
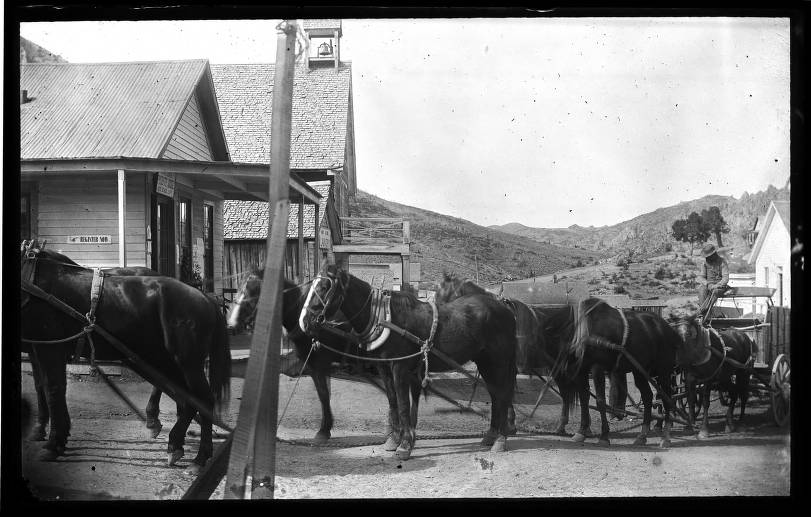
[701,205,730,247]
[671,211,711,255]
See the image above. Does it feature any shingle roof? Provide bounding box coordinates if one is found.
[21,60,209,159]
[223,181,331,239]
[210,63,351,169]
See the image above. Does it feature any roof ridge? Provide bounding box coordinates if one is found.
[22,58,210,66]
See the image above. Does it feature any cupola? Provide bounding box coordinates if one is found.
[302,19,342,68]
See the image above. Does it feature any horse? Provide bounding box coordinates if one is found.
[20,241,231,471]
[225,268,369,444]
[435,273,625,437]
[300,263,517,460]
[24,255,171,444]
[669,315,756,438]
[564,297,680,448]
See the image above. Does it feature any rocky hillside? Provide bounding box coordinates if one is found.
[491,183,790,264]
[348,191,602,288]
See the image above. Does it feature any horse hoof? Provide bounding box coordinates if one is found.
[383,435,400,452]
[39,446,65,461]
[480,434,497,447]
[395,445,412,461]
[28,428,47,441]
[597,438,610,447]
[660,439,671,449]
[184,463,203,476]
[506,424,517,436]
[490,436,507,453]
[313,431,330,445]
[147,426,162,439]
[554,427,568,436]
[572,433,586,443]
[582,428,595,438]
[633,436,647,446]
[697,431,709,440]
[167,449,184,467]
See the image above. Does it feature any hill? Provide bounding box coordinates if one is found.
[491,183,790,265]
[348,191,602,287]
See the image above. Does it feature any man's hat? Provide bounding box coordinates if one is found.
[700,243,718,258]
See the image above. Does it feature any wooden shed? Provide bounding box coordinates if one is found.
[20,59,320,297]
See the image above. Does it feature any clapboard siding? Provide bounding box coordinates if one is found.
[162,93,213,161]
[37,176,147,266]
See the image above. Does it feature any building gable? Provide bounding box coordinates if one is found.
[161,92,214,161]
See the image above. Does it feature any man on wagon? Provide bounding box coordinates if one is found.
[696,242,730,323]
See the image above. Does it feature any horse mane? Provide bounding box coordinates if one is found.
[570,297,606,371]
[34,248,81,266]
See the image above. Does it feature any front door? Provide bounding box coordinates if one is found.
[151,194,175,276]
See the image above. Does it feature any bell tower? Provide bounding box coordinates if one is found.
[302,19,342,69]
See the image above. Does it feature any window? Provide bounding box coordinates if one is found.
[21,192,31,241]
[203,204,214,292]
[179,198,195,285]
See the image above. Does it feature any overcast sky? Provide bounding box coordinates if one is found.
[19,17,791,229]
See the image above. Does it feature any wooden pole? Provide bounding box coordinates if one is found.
[314,202,320,275]
[117,170,127,266]
[224,20,297,500]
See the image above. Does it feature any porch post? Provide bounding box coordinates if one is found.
[118,169,127,266]
[314,202,320,275]
[298,192,305,280]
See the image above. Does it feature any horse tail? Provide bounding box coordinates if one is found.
[555,371,579,415]
[608,370,627,414]
[570,299,591,374]
[208,305,232,418]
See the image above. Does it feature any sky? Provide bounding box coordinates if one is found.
[18,17,791,229]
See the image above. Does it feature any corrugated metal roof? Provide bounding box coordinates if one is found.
[223,181,331,240]
[21,60,207,159]
[210,63,351,169]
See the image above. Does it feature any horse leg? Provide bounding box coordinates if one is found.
[378,365,401,451]
[33,345,71,460]
[409,376,422,439]
[554,376,570,436]
[686,376,697,433]
[632,371,653,446]
[166,401,195,467]
[697,384,711,439]
[725,380,739,434]
[181,368,217,473]
[311,367,333,444]
[593,369,611,446]
[658,374,673,449]
[476,359,511,451]
[738,372,749,428]
[28,352,49,442]
[572,373,593,442]
[145,387,163,439]
[392,363,415,460]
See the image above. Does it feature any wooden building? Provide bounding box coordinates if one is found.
[747,200,791,310]
[20,59,320,296]
[212,19,358,287]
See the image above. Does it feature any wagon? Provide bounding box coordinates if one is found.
[695,286,790,427]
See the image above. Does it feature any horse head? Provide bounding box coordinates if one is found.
[669,314,711,367]
[226,269,265,333]
[299,263,350,334]
[436,271,464,304]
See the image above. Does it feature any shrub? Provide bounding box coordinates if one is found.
[654,266,668,280]
[614,284,626,294]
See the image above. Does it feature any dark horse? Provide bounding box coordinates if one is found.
[300,264,517,460]
[24,257,172,444]
[226,268,364,444]
[20,242,230,471]
[435,273,626,437]
[670,315,756,438]
[566,297,680,447]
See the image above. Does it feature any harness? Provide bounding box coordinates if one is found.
[306,274,440,388]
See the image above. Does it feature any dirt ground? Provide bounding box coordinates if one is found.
[16,365,791,501]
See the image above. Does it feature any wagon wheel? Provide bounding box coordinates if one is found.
[770,354,791,428]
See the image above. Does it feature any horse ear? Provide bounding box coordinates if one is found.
[442,270,451,282]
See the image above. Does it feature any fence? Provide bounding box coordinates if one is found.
[223,239,315,292]
[340,217,410,244]
[766,305,791,362]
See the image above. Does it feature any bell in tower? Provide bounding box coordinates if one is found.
[302,19,342,68]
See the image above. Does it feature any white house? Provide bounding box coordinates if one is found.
[747,200,791,312]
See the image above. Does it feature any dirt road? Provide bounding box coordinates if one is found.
[17,367,791,500]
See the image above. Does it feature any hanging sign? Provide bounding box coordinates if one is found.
[156,173,176,198]
[319,227,331,249]
[68,235,112,245]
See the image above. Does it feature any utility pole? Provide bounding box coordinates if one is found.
[224,20,297,500]
[475,255,480,284]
